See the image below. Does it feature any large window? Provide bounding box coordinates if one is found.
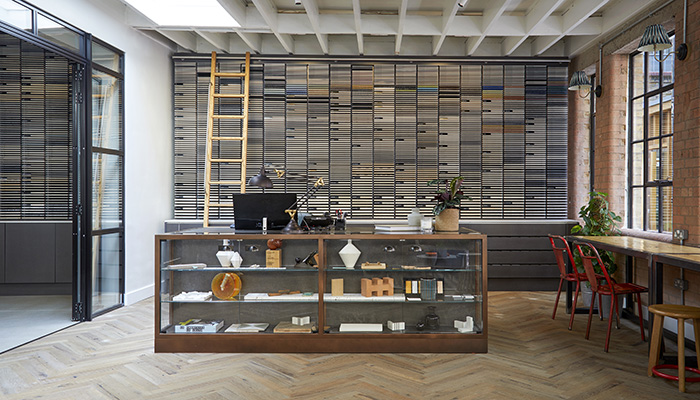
[629,35,675,233]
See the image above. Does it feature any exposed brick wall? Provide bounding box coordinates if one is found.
[592,54,627,221]
[673,0,700,246]
[567,64,592,221]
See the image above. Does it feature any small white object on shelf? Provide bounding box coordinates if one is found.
[454,316,474,333]
[374,224,421,232]
[387,320,405,331]
[230,251,243,268]
[407,208,422,226]
[165,263,207,270]
[339,239,361,269]
[174,319,223,333]
[339,323,383,332]
[225,323,269,333]
[292,316,311,326]
[173,291,212,302]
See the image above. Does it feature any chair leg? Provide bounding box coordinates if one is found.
[552,277,564,319]
[678,318,686,392]
[598,293,604,321]
[648,314,664,377]
[586,295,595,340]
[636,293,645,341]
[604,294,616,352]
[614,295,621,329]
[569,281,580,330]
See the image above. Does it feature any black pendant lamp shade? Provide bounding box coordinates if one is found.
[568,71,592,91]
[248,166,273,188]
[638,24,688,61]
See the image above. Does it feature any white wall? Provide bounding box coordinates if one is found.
[30,0,173,305]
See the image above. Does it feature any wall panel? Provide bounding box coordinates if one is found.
[173,57,568,220]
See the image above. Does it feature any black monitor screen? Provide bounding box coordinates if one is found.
[232,193,296,230]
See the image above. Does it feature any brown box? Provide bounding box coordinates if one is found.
[266,249,281,268]
[361,277,394,297]
[331,278,344,296]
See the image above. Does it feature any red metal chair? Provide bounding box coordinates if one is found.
[574,241,648,352]
[548,234,594,330]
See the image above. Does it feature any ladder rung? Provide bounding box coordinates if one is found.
[210,158,243,163]
[212,115,245,120]
[214,72,245,77]
[210,180,242,185]
[212,136,245,141]
[213,93,245,98]
[207,203,234,207]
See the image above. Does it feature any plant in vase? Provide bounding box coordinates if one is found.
[570,191,622,316]
[427,176,469,232]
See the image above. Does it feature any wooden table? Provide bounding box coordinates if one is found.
[567,236,700,362]
[567,236,700,310]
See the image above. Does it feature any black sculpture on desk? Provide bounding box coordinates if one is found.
[282,177,325,232]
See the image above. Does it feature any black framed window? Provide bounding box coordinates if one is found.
[628,35,675,233]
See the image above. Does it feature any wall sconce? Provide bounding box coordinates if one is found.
[568,71,601,98]
[638,0,688,62]
[637,24,688,61]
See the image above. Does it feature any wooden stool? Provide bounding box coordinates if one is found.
[647,304,700,392]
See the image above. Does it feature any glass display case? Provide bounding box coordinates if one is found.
[155,227,487,353]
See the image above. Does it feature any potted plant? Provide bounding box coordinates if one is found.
[427,176,469,232]
[570,191,622,316]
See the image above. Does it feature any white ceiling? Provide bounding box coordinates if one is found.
[98,0,663,57]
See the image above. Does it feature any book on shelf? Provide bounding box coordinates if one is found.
[225,323,269,333]
[374,224,421,232]
[174,319,223,333]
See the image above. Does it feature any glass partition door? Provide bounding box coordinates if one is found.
[90,39,124,316]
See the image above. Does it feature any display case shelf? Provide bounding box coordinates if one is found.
[155,227,487,353]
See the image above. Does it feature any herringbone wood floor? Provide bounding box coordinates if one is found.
[0,292,697,399]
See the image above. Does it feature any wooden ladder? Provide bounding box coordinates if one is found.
[203,51,250,227]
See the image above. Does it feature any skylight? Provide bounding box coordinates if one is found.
[124,0,240,27]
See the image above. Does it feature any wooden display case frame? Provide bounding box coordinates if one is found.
[155,229,487,353]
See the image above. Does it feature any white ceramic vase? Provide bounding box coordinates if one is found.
[216,250,234,267]
[230,252,243,268]
[339,239,361,269]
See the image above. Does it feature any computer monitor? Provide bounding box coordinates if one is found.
[232,193,297,230]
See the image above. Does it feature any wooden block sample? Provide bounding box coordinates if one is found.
[361,277,394,297]
[331,278,344,296]
[266,249,281,268]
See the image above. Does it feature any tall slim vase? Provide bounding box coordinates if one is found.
[339,239,361,269]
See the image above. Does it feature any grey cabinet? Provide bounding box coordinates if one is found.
[465,220,577,291]
[5,223,56,283]
[0,223,72,290]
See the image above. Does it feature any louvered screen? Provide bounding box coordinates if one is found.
[173,57,568,220]
[0,33,72,220]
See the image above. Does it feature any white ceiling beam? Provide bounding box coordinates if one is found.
[301,0,328,54]
[568,0,659,58]
[215,0,246,26]
[138,30,178,51]
[467,0,509,55]
[155,29,197,51]
[504,0,566,55]
[433,0,463,55]
[566,35,599,56]
[395,0,408,54]
[535,0,609,55]
[195,30,230,53]
[251,0,294,53]
[352,0,363,55]
[233,30,262,53]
